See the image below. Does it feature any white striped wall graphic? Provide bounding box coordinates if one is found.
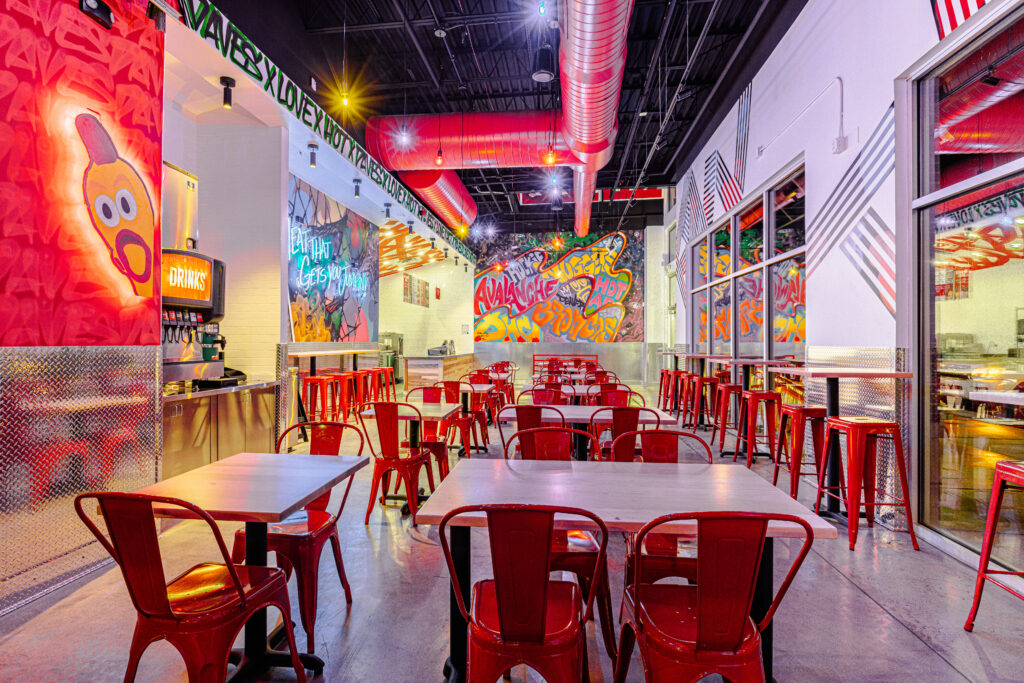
[839,207,897,317]
[734,82,752,194]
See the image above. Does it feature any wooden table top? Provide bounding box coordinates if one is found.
[360,401,460,420]
[497,404,674,424]
[765,366,912,379]
[134,452,368,523]
[707,358,794,366]
[416,459,837,539]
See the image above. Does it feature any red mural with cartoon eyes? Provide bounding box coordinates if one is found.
[0,0,163,346]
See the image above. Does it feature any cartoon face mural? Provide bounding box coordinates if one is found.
[75,114,156,299]
[473,231,644,342]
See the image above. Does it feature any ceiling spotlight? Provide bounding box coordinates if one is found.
[638,111,648,117]
[455,256,460,266]
[538,0,546,16]
[430,237,436,249]
[434,27,447,38]
[408,219,415,234]
[550,174,558,186]
[434,148,444,166]
[220,76,235,109]
[397,125,411,148]
[464,265,469,273]
[486,224,495,238]
[353,178,361,197]
[384,202,392,219]
[307,141,318,168]
[444,247,449,258]
[532,43,555,83]
[341,91,350,107]
[551,194,564,211]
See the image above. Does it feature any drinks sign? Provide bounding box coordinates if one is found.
[162,251,213,305]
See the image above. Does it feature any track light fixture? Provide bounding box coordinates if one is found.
[384,202,392,219]
[353,178,361,198]
[220,76,235,109]
[307,142,318,168]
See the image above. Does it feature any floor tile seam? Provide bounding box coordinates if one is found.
[807,542,972,681]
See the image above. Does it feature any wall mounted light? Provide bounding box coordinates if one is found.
[384,202,392,219]
[455,256,460,266]
[307,142,318,168]
[353,178,361,197]
[220,76,235,109]
[465,265,469,273]
[444,247,449,258]
[430,237,436,249]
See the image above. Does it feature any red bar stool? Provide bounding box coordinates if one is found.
[685,376,718,430]
[965,461,1024,631]
[814,416,919,551]
[772,404,827,498]
[353,370,372,410]
[669,371,691,421]
[325,372,356,421]
[710,382,742,451]
[302,375,332,420]
[734,390,781,468]
[657,369,671,411]
[380,366,397,401]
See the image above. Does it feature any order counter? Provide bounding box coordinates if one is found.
[403,353,476,390]
[161,378,279,480]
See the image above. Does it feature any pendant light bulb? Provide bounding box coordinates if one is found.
[434,148,444,166]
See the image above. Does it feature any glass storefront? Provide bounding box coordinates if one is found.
[917,13,1024,569]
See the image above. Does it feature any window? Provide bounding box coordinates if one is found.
[686,166,806,360]
[713,223,730,278]
[737,271,763,357]
[773,172,805,254]
[738,202,764,267]
[667,225,676,262]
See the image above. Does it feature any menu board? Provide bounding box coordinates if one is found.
[403,273,430,308]
[287,176,379,342]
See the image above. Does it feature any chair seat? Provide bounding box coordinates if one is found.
[781,404,826,418]
[828,415,897,429]
[167,562,279,615]
[472,579,581,640]
[268,509,334,536]
[628,583,759,653]
[551,529,600,553]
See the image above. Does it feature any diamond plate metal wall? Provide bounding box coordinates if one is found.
[0,346,160,616]
[805,346,911,530]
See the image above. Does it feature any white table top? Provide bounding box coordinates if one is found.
[970,390,1024,406]
[468,383,495,393]
[489,372,512,380]
[765,366,912,379]
[416,459,837,539]
[135,452,367,523]
[497,404,674,425]
[361,401,460,420]
[709,358,794,367]
[557,385,631,397]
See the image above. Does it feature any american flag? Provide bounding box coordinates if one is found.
[932,0,987,39]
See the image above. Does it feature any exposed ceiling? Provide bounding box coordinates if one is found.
[212,0,807,240]
[378,219,448,277]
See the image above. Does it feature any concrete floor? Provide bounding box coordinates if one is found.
[1,416,1023,682]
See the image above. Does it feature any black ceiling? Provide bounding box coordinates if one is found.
[211,0,807,237]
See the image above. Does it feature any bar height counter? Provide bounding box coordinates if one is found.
[403,353,476,390]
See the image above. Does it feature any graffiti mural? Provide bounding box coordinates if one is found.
[287,176,379,342]
[0,1,164,346]
[474,230,644,342]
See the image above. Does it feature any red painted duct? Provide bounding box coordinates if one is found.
[365,0,633,237]
[366,112,582,169]
[938,90,1024,154]
[399,169,478,231]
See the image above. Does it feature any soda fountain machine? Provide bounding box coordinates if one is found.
[161,248,227,385]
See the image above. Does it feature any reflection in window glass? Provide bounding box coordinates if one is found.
[713,224,730,278]
[771,257,805,359]
[692,241,707,287]
[693,290,708,349]
[711,282,731,356]
[737,272,763,357]
[774,172,805,254]
[925,172,1024,570]
[738,202,764,268]
[919,14,1024,196]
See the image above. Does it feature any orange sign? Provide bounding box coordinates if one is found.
[162,252,212,304]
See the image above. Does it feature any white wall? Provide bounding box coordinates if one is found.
[196,123,288,378]
[936,261,1024,354]
[645,223,666,345]
[379,261,475,357]
[162,100,198,173]
[674,0,938,349]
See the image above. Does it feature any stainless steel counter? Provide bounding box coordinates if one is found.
[162,378,279,402]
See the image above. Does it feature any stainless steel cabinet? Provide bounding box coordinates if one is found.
[161,397,213,480]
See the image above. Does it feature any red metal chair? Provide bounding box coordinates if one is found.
[358,401,435,525]
[611,429,713,464]
[74,492,306,683]
[405,387,455,480]
[772,404,827,498]
[230,422,362,653]
[965,461,1024,631]
[497,404,566,454]
[615,512,814,683]
[592,388,645,407]
[437,380,487,454]
[815,416,919,551]
[518,387,570,406]
[734,389,781,468]
[439,504,608,683]
[589,407,661,459]
[503,426,598,461]
[684,376,719,429]
[492,376,514,404]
